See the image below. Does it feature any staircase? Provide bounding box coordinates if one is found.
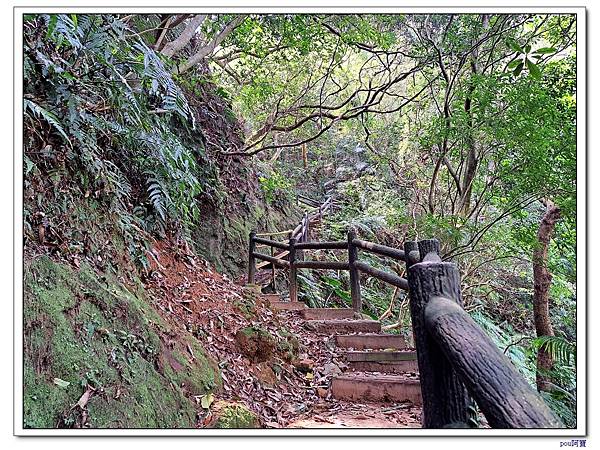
[265,293,422,406]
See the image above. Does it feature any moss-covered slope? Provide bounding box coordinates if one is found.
[23,256,219,428]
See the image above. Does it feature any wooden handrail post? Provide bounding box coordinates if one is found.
[405,239,472,428]
[304,211,309,242]
[248,231,256,285]
[288,237,298,302]
[348,228,362,312]
[418,238,441,261]
[270,233,276,290]
[404,240,419,350]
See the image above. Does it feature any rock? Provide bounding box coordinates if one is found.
[293,358,315,373]
[322,362,341,377]
[208,401,260,429]
[253,362,277,386]
[276,328,300,362]
[235,326,276,363]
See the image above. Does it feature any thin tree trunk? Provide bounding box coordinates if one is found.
[458,14,489,216]
[177,15,247,74]
[533,200,561,392]
[160,14,207,58]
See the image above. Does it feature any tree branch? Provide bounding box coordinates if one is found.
[160,14,207,58]
[177,15,247,74]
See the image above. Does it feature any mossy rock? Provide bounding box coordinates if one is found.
[276,328,300,362]
[235,326,276,363]
[210,401,260,429]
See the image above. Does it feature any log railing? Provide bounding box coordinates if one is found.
[248,204,563,428]
[405,239,562,428]
[248,197,408,309]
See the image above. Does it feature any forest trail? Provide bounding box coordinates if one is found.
[263,292,421,428]
[21,13,576,431]
[139,236,422,428]
[245,197,423,428]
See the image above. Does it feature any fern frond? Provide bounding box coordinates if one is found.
[24,99,71,146]
[145,175,170,222]
[531,335,575,365]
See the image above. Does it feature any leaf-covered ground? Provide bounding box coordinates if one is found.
[144,239,423,428]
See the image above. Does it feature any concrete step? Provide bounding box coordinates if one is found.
[344,350,417,362]
[302,308,355,320]
[335,334,407,350]
[348,360,419,373]
[331,373,422,405]
[261,293,282,303]
[308,319,381,334]
[270,301,307,311]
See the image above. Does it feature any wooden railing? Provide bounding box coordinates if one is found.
[405,239,562,428]
[248,195,408,309]
[247,201,563,428]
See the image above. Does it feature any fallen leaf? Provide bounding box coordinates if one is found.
[200,393,214,409]
[53,378,70,388]
[76,387,94,409]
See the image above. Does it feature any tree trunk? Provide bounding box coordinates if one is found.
[533,200,561,392]
[177,15,247,74]
[457,14,488,216]
[160,14,207,58]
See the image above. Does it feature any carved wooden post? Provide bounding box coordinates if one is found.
[270,234,276,290]
[406,239,472,428]
[348,228,362,312]
[424,296,562,428]
[404,240,419,348]
[304,212,309,242]
[289,237,298,302]
[248,231,256,285]
[404,241,420,268]
[418,239,440,261]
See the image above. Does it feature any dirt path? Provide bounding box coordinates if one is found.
[286,400,421,428]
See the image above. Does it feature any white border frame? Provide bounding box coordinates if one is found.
[13,4,587,437]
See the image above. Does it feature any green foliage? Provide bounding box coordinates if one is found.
[24,99,70,144]
[320,275,352,304]
[22,12,577,427]
[24,14,212,263]
[259,169,292,204]
[531,335,575,366]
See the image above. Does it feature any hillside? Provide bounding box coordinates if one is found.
[21,12,577,431]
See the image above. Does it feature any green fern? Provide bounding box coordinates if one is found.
[23,99,71,145]
[145,175,170,223]
[531,335,575,365]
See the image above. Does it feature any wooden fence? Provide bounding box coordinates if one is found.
[247,195,563,429]
[248,195,407,310]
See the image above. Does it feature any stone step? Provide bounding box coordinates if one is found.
[261,293,282,303]
[331,373,422,405]
[344,350,417,362]
[270,301,307,311]
[348,360,419,373]
[335,334,407,350]
[308,319,381,334]
[302,308,355,320]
